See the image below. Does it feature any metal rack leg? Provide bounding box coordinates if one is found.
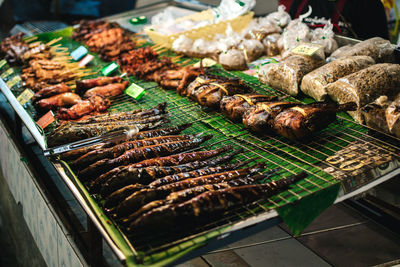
[88,218,103,267]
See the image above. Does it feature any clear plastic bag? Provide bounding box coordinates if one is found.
[258,51,324,96]
[219,49,248,70]
[327,37,396,63]
[326,63,400,123]
[311,22,338,56]
[239,39,265,62]
[264,5,291,28]
[301,56,375,101]
[262,33,281,56]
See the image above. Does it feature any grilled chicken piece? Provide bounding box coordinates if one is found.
[220,94,278,121]
[243,101,297,133]
[186,75,251,108]
[32,83,71,102]
[273,102,357,140]
[57,95,110,120]
[83,81,129,98]
[75,76,122,95]
[36,92,82,111]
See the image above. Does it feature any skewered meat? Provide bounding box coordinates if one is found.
[243,101,297,133]
[128,145,232,169]
[120,47,158,75]
[91,149,239,194]
[78,135,212,179]
[157,66,202,92]
[72,102,167,125]
[57,95,110,120]
[220,94,278,121]
[36,92,82,111]
[186,75,251,108]
[72,135,195,169]
[47,119,165,147]
[0,32,29,64]
[128,172,307,233]
[83,81,129,98]
[72,20,117,41]
[101,158,249,197]
[273,102,357,140]
[76,76,122,95]
[32,83,71,102]
[115,164,264,216]
[60,122,190,162]
[123,172,275,225]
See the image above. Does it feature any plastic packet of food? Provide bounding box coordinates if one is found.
[301,56,375,101]
[172,35,193,53]
[327,44,353,62]
[311,22,338,55]
[219,49,248,70]
[281,8,313,52]
[263,33,281,56]
[239,39,265,62]
[327,37,396,63]
[213,0,256,22]
[258,51,324,96]
[326,63,400,123]
[265,5,291,28]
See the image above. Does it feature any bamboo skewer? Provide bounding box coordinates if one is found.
[24,36,38,43]
[46,37,63,46]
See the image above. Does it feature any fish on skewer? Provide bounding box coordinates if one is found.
[128,172,307,234]
[60,123,192,161]
[220,94,278,121]
[47,119,166,147]
[122,172,277,225]
[100,157,250,197]
[90,149,240,194]
[78,135,213,179]
[243,101,297,133]
[273,102,357,140]
[71,135,196,169]
[115,164,264,217]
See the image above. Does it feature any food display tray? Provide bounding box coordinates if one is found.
[2,5,400,267]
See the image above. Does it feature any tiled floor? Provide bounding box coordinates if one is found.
[178,203,400,267]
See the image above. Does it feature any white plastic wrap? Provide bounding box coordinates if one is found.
[311,22,338,56]
[239,39,265,62]
[219,49,248,70]
[265,5,291,28]
[281,6,313,51]
[213,0,256,22]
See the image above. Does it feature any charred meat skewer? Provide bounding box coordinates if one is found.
[78,135,213,179]
[91,149,240,194]
[83,81,129,98]
[273,102,357,140]
[75,76,122,95]
[128,172,307,234]
[32,83,71,102]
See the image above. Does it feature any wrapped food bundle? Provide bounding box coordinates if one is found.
[310,23,338,56]
[328,37,396,63]
[239,39,265,62]
[362,95,400,138]
[264,5,291,28]
[219,49,248,70]
[326,63,400,123]
[258,51,325,96]
[301,56,375,101]
[262,33,281,57]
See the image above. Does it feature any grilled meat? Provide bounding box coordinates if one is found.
[83,81,129,98]
[273,102,357,140]
[220,94,278,121]
[72,135,195,169]
[32,83,71,102]
[92,150,239,194]
[186,75,251,108]
[128,172,306,234]
[75,76,122,95]
[0,32,29,64]
[36,92,82,111]
[115,164,264,216]
[243,101,297,133]
[57,95,110,120]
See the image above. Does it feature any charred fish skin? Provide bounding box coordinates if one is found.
[220,94,278,121]
[71,135,194,169]
[104,184,145,209]
[128,172,307,234]
[115,164,264,217]
[273,102,357,140]
[101,123,192,148]
[129,145,232,168]
[91,149,241,194]
[78,135,213,180]
[242,101,297,133]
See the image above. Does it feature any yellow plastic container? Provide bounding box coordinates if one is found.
[145,10,254,48]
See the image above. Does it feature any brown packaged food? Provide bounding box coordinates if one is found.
[262,33,281,57]
[301,56,375,101]
[326,63,400,123]
[258,53,324,96]
[328,37,395,63]
[362,96,391,134]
